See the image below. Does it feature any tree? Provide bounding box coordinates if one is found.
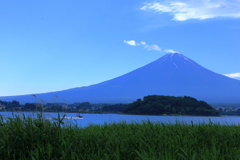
[24,103,36,111]
[123,95,219,116]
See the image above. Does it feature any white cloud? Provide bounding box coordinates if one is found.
[141,0,240,21]
[123,40,138,46]
[143,44,162,51]
[164,49,179,53]
[223,72,240,78]
[124,40,161,51]
[140,41,161,51]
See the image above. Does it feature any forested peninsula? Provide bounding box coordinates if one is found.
[123,95,219,116]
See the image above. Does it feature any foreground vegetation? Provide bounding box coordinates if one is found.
[0,113,240,159]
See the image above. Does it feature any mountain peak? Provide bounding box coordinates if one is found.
[156,53,199,69]
[1,53,240,104]
[167,53,186,59]
[170,52,181,56]
[160,53,185,60]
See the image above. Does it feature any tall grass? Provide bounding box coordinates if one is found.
[0,113,240,160]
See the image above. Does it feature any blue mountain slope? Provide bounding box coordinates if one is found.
[1,53,240,103]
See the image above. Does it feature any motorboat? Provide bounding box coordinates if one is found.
[63,116,83,119]
[63,113,83,119]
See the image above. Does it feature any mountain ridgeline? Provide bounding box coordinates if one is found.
[1,53,240,104]
[123,95,219,116]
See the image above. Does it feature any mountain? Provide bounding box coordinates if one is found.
[1,53,240,104]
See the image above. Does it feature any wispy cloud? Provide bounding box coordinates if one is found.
[124,40,161,51]
[141,41,162,51]
[141,0,240,21]
[223,72,240,78]
[123,40,138,46]
[164,49,179,53]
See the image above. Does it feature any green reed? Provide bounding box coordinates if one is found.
[0,113,240,160]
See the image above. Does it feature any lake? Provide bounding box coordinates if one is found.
[1,112,240,127]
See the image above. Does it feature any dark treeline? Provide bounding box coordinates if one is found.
[123,95,219,116]
[0,100,101,113]
[0,100,127,113]
[101,104,128,113]
[0,100,21,111]
[1,95,221,116]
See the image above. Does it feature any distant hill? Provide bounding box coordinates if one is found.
[123,95,219,116]
[1,53,240,104]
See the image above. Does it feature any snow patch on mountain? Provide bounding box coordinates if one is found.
[184,57,197,68]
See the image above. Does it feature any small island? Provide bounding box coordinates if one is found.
[123,95,219,116]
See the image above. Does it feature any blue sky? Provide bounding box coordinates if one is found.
[0,0,239,96]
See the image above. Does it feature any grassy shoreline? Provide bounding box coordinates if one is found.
[1,113,240,159]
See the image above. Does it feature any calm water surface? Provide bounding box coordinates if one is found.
[1,112,240,127]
